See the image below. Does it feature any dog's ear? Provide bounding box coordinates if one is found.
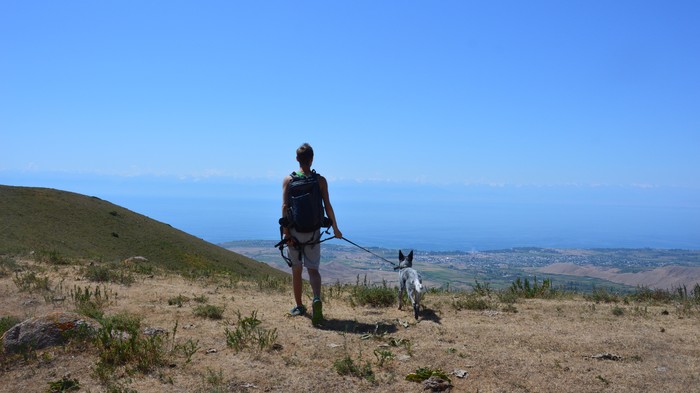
[407,250,413,264]
[399,250,405,262]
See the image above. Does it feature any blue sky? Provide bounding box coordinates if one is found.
[1,1,699,249]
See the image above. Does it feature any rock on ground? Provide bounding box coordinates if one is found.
[1,312,100,354]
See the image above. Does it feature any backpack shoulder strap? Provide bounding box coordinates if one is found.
[290,170,320,179]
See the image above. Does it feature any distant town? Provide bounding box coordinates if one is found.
[223,241,700,292]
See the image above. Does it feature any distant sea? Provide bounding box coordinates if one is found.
[98,181,700,252]
[5,174,698,251]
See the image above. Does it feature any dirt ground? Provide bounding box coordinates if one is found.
[1,261,699,392]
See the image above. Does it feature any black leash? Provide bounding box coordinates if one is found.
[275,233,399,270]
[340,236,399,269]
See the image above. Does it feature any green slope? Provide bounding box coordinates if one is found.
[0,185,286,279]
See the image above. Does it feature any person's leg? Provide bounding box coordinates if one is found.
[301,231,323,325]
[287,229,306,315]
[292,265,304,307]
[300,230,322,300]
[309,267,323,325]
[307,268,321,300]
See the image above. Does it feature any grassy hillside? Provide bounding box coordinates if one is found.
[0,185,286,279]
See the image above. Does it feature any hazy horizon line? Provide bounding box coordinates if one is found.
[3,169,699,191]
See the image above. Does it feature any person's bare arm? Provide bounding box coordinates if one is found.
[319,176,342,238]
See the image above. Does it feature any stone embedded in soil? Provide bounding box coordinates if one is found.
[1,312,100,354]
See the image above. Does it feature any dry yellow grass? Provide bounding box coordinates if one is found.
[1,260,699,393]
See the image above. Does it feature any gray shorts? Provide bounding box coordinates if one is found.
[287,229,321,269]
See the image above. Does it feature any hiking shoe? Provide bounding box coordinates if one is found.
[290,305,306,316]
[311,298,323,326]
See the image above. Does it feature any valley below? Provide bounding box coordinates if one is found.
[224,241,700,292]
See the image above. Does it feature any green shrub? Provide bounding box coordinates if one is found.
[93,313,169,381]
[406,367,452,383]
[204,368,224,390]
[351,275,396,307]
[472,280,492,297]
[71,285,113,320]
[388,337,413,356]
[83,264,134,286]
[174,338,200,365]
[673,284,700,305]
[325,280,348,301]
[584,288,620,303]
[256,275,291,293]
[168,294,190,307]
[624,285,700,316]
[627,286,675,303]
[373,348,395,367]
[193,304,224,320]
[35,250,70,265]
[451,292,492,311]
[103,312,141,333]
[497,289,519,304]
[47,376,80,392]
[333,354,375,382]
[84,264,111,282]
[510,276,556,299]
[224,310,278,352]
[192,294,208,303]
[0,316,21,337]
[13,271,51,293]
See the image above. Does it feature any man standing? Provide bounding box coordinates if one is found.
[282,143,342,325]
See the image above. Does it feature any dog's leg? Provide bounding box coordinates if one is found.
[398,269,406,310]
[407,285,420,319]
[407,286,415,313]
[413,291,421,319]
